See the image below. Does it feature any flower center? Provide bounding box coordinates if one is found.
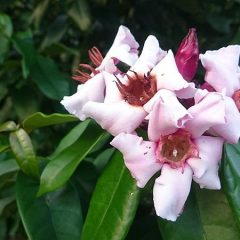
[115,71,156,106]
[232,89,240,111]
[72,47,104,83]
[156,130,198,168]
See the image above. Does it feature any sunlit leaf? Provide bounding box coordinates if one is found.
[0,121,17,133]
[16,172,83,240]
[23,112,78,132]
[9,128,39,178]
[81,151,141,240]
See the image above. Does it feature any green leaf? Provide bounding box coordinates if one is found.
[0,121,17,132]
[157,188,204,240]
[195,187,240,240]
[68,0,91,31]
[81,151,141,240]
[30,55,70,100]
[22,112,78,132]
[0,195,15,216]
[0,13,13,63]
[9,128,39,178]
[0,159,19,177]
[91,148,115,172]
[222,142,240,229]
[51,120,90,158]
[16,172,83,240]
[37,121,106,196]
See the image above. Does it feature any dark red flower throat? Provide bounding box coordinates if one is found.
[115,71,157,106]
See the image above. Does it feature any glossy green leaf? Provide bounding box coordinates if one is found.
[0,121,17,132]
[0,13,13,63]
[9,128,39,178]
[195,187,240,240]
[91,148,115,172]
[30,55,70,100]
[0,195,15,216]
[22,112,78,132]
[16,172,82,240]
[157,189,204,240]
[81,151,141,240]
[38,121,106,196]
[51,120,90,158]
[222,142,240,229]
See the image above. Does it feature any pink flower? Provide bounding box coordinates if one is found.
[200,45,240,143]
[175,28,199,81]
[61,25,139,120]
[111,90,225,221]
[82,36,195,136]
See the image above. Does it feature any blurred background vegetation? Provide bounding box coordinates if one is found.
[0,0,240,239]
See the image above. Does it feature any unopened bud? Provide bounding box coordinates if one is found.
[175,28,199,81]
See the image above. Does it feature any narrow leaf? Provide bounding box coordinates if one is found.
[38,121,106,196]
[51,120,90,158]
[16,172,83,240]
[23,112,78,132]
[222,142,240,229]
[9,128,39,178]
[81,151,141,240]
[0,159,19,177]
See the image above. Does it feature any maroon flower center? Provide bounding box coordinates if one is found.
[156,130,198,168]
[115,71,156,106]
[232,89,240,111]
[72,47,104,83]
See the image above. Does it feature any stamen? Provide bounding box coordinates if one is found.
[72,46,104,83]
[114,70,156,106]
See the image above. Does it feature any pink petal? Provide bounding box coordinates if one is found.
[184,91,226,138]
[153,164,193,221]
[103,72,123,103]
[130,35,166,74]
[111,133,161,188]
[187,136,223,189]
[211,96,240,144]
[175,82,197,99]
[146,89,192,141]
[82,100,147,136]
[200,45,240,97]
[60,73,105,121]
[98,25,139,72]
[151,50,189,91]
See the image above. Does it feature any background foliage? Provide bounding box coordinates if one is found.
[0,0,240,239]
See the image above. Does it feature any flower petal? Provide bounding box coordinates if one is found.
[151,50,189,91]
[184,91,226,138]
[200,45,240,96]
[211,96,240,144]
[82,100,147,136]
[111,133,161,188]
[60,73,105,121]
[146,89,192,141]
[187,136,223,189]
[98,25,139,72]
[130,35,166,74]
[153,164,192,221]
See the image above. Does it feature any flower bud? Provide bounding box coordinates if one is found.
[175,28,199,81]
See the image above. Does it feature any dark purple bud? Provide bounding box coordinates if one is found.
[175,28,199,81]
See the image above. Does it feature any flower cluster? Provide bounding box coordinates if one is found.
[61,26,240,221]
